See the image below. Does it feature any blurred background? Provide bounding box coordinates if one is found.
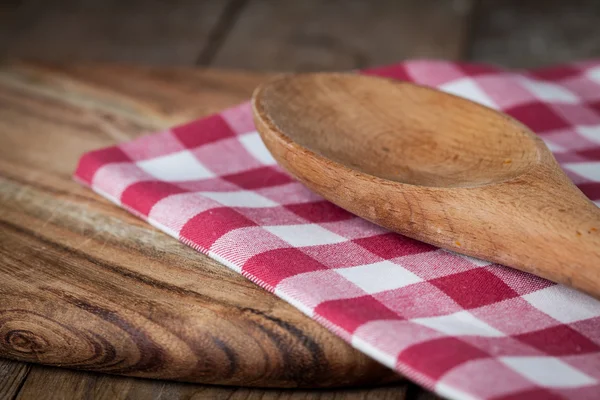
[1,0,599,71]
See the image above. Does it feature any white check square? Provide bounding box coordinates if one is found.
[336,261,423,294]
[563,161,600,181]
[523,285,600,323]
[542,138,568,153]
[137,150,214,181]
[200,191,277,208]
[149,191,221,234]
[442,250,492,267]
[351,335,397,368]
[577,125,600,145]
[586,66,600,84]
[92,162,150,202]
[500,356,596,388]
[520,78,579,103]
[239,131,277,165]
[412,310,504,337]
[276,269,366,310]
[441,78,497,108]
[263,224,347,247]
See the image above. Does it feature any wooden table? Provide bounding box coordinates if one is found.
[0,61,420,399]
[1,1,600,399]
[2,0,600,70]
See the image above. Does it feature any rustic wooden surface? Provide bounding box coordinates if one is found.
[0,0,475,69]
[3,0,600,70]
[0,0,231,65]
[469,0,600,68]
[0,61,403,395]
[0,358,29,399]
[1,0,599,398]
[13,365,407,400]
[254,73,600,298]
[208,0,475,71]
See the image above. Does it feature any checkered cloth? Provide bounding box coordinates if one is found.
[75,61,600,400]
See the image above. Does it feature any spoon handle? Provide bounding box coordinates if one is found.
[412,172,600,299]
[289,152,600,299]
[501,198,600,298]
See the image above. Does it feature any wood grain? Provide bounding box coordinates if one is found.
[0,61,399,388]
[209,0,474,71]
[15,365,407,400]
[253,73,600,298]
[469,0,600,67]
[0,359,30,400]
[0,0,231,65]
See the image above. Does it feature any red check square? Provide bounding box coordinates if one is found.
[180,207,256,249]
[121,180,187,216]
[316,295,402,334]
[398,337,490,380]
[285,201,354,223]
[515,325,600,356]
[354,233,436,259]
[223,166,293,190]
[244,248,328,288]
[507,102,572,133]
[430,268,520,309]
[75,145,132,184]
[173,114,236,149]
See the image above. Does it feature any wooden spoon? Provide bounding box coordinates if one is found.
[252,73,600,299]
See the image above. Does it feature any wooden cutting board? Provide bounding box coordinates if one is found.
[0,61,399,388]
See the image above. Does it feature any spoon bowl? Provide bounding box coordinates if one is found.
[252,73,600,298]
[255,73,540,188]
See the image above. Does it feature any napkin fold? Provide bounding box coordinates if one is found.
[75,60,600,400]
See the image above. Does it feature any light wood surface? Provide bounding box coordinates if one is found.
[253,73,600,298]
[0,62,399,389]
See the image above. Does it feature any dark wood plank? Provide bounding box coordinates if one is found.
[0,0,22,15]
[469,0,600,68]
[208,0,475,71]
[0,61,398,388]
[16,365,407,400]
[0,0,232,65]
[0,358,30,400]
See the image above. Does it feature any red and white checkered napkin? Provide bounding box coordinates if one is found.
[75,60,600,400]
